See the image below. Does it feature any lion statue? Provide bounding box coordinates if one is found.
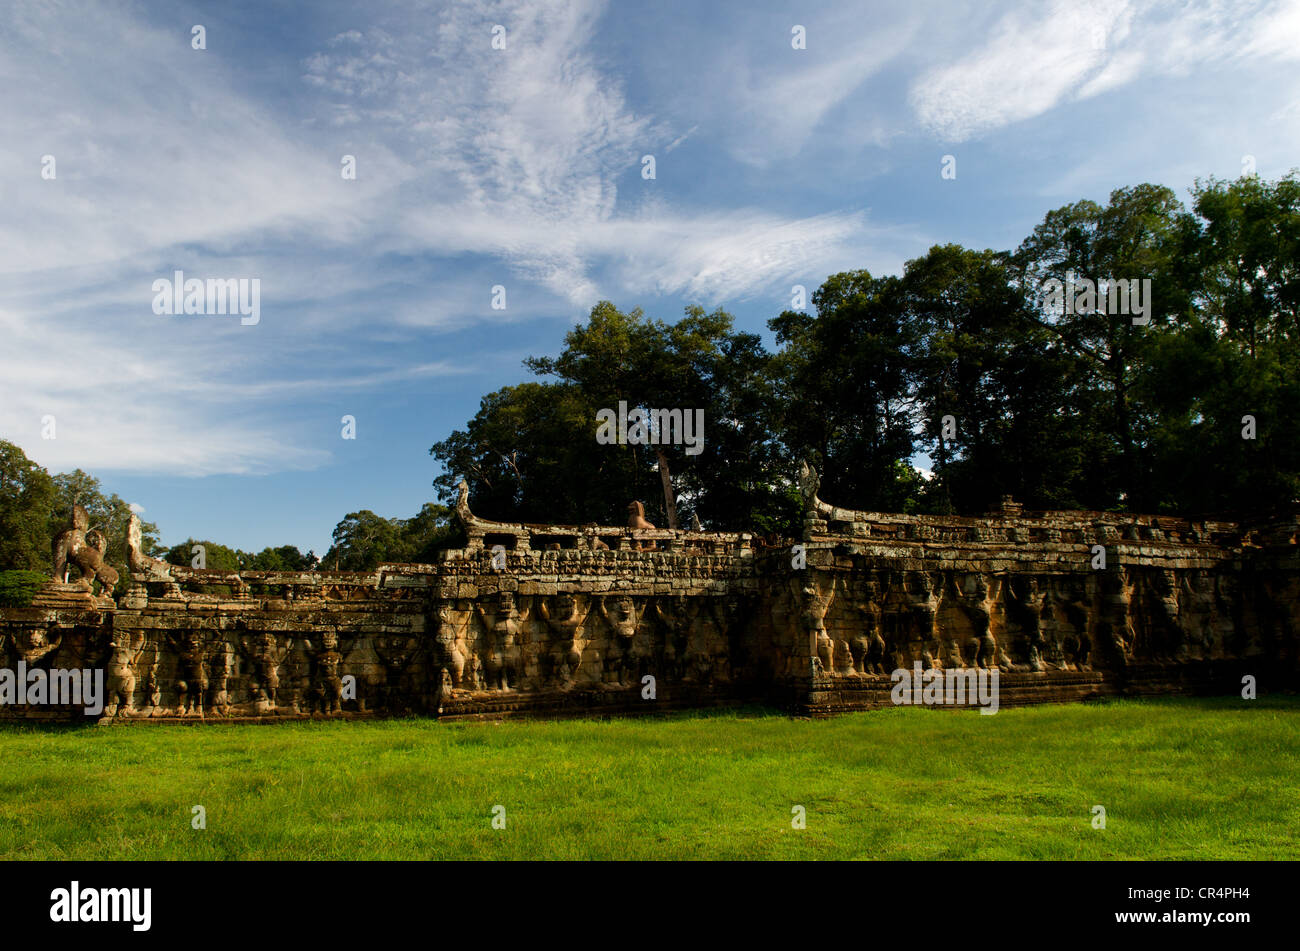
[51,505,119,596]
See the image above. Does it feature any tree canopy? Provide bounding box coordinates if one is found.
[432,171,1300,532]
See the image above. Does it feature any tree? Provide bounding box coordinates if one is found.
[321,511,404,571]
[897,244,1090,513]
[1139,171,1300,512]
[48,469,161,570]
[319,504,457,571]
[240,546,319,572]
[164,539,242,572]
[526,302,771,529]
[0,440,56,572]
[399,502,460,563]
[1011,184,1193,510]
[769,271,921,512]
[430,381,623,525]
[434,302,788,531]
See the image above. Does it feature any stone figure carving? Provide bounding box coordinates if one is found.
[796,459,820,513]
[597,594,643,686]
[209,643,233,717]
[1020,577,1047,672]
[168,629,210,716]
[965,575,1003,670]
[934,574,965,670]
[344,637,386,712]
[651,596,693,681]
[848,594,873,675]
[475,592,527,691]
[312,630,345,714]
[685,600,728,684]
[242,631,293,712]
[126,513,172,579]
[851,585,888,675]
[103,629,146,718]
[708,597,744,682]
[1101,571,1136,666]
[912,573,940,670]
[1151,569,1184,662]
[143,647,163,714]
[627,501,655,530]
[7,627,63,666]
[435,603,469,688]
[795,576,837,677]
[51,504,90,583]
[538,592,589,687]
[437,668,454,712]
[1059,577,1094,668]
[373,636,419,710]
[1186,571,1217,660]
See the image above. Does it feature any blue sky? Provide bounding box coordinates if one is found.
[2,0,1298,556]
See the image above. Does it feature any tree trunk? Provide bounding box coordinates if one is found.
[655,448,679,529]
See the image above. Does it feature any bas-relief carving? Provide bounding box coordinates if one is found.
[4,472,1298,720]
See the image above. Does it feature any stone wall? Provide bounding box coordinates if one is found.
[2,471,1297,723]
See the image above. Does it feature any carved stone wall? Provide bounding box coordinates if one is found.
[2,477,1297,722]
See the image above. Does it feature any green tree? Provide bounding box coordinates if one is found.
[321,511,405,571]
[433,303,788,531]
[240,546,319,571]
[769,271,921,512]
[430,381,619,525]
[48,470,161,570]
[0,440,56,572]
[163,539,242,572]
[1012,184,1193,510]
[399,503,460,563]
[1140,171,1300,512]
[525,301,787,530]
[898,244,1091,513]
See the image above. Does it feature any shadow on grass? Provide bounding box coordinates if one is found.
[0,693,1295,736]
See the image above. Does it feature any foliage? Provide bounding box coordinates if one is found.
[432,171,1300,527]
[47,470,162,570]
[0,441,56,572]
[0,570,48,608]
[320,503,458,571]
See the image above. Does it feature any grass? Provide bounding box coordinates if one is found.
[1,696,1296,860]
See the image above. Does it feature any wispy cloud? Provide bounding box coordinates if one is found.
[910,0,1300,142]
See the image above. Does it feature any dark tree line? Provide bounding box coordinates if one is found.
[432,172,1300,532]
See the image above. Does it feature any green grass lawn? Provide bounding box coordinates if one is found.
[1,696,1296,860]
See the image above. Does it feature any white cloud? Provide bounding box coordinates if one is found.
[910,0,1132,142]
[721,14,918,166]
[910,0,1300,142]
[0,0,890,476]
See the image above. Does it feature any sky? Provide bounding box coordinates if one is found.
[1,0,1298,556]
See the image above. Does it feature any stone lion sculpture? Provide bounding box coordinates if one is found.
[51,504,90,581]
[51,505,119,594]
[627,500,656,551]
[627,500,655,530]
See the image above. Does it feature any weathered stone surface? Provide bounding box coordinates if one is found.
[2,470,1297,722]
